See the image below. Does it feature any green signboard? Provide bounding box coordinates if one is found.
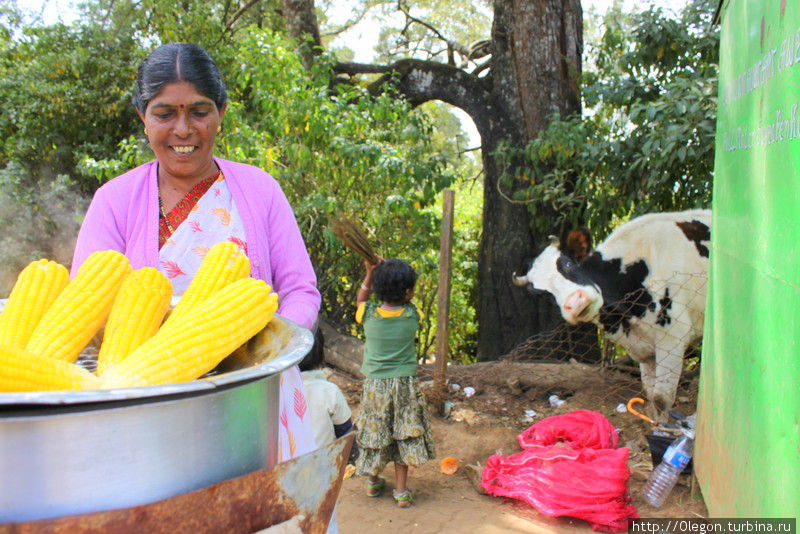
[697,0,800,516]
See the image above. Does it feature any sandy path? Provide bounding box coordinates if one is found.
[330,362,706,534]
[336,419,597,534]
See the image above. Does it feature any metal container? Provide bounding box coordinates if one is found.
[0,314,313,523]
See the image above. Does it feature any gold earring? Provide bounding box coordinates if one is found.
[216,125,221,133]
[144,128,148,135]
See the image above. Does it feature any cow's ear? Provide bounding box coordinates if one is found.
[548,235,560,248]
[566,227,592,261]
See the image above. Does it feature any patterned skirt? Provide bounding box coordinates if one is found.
[354,376,436,476]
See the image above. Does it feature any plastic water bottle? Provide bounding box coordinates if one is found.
[642,430,694,507]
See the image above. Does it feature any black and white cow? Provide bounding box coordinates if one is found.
[513,210,711,413]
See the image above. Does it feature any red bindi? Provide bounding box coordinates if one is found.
[179,104,185,109]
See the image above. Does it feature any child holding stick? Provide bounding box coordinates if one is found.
[354,258,436,508]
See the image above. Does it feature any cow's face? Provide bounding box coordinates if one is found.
[516,241,604,325]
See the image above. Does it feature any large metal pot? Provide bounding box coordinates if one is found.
[0,314,313,523]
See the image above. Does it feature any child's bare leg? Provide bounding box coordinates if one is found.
[394,463,409,493]
[393,463,413,507]
[366,474,385,497]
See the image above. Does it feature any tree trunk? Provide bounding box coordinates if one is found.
[476,0,583,359]
[318,319,365,378]
[281,0,322,70]
[476,137,566,360]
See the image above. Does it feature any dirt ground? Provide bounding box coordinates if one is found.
[327,360,707,533]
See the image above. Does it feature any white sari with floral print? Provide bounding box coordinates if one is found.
[157,173,316,463]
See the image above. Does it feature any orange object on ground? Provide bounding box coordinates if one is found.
[440,457,459,475]
[626,397,657,425]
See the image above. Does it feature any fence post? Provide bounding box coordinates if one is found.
[434,190,455,395]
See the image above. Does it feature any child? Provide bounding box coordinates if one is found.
[354,259,436,508]
[299,328,355,449]
[299,329,353,534]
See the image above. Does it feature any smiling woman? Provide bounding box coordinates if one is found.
[140,82,223,210]
[70,42,322,466]
[132,44,227,213]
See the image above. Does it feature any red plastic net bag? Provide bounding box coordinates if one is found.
[517,409,620,450]
[482,410,638,533]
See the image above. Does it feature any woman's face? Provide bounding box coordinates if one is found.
[137,81,225,183]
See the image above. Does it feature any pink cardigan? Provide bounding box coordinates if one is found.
[72,157,321,330]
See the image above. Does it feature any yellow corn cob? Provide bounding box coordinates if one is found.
[96,267,173,374]
[0,259,69,349]
[100,278,277,388]
[161,241,250,329]
[26,250,132,362]
[0,345,102,392]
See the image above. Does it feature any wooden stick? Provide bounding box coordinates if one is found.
[434,190,455,393]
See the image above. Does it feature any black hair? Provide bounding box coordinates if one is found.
[132,43,228,113]
[372,259,417,304]
[299,327,325,371]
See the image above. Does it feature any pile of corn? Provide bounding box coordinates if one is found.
[0,242,279,392]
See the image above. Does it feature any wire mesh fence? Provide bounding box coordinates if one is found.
[503,272,708,394]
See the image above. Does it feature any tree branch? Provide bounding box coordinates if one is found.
[212,0,262,46]
[467,39,492,61]
[334,62,394,74]
[471,58,492,77]
[321,3,371,37]
[100,0,117,30]
[225,0,262,33]
[366,59,495,137]
[335,58,494,138]
[282,0,499,141]
[221,0,233,26]
[397,0,471,59]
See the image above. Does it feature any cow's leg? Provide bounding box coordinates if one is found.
[638,359,662,421]
[653,345,685,414]
[639,359,657,400]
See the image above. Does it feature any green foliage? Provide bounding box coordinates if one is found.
[413,102,480,362]
[423,180,481,362]
[320,0,491,65]
[373,0,492,64]
[0,0,719,364]
[219,31,456,340]
[0,21,143,192]
[70,27,464,355]
[0,0,287,191]
[497,0,718,237]
[80,0,285,47]
[0,0,479,359]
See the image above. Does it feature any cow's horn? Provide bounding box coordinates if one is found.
[548,235,560,247]
[512,272,529,286]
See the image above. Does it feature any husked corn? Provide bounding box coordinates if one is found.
[100,278,277,388]
[162,241,250,328]
[0,344,102,392]
[97,267,173,374]
[26,250,132,362]
[0,259,69,349]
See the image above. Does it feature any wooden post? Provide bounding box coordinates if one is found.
[434,190,455,394]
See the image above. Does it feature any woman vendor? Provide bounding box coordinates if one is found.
[71,42,320,463]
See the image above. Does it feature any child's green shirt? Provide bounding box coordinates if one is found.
[355,301,420,378]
